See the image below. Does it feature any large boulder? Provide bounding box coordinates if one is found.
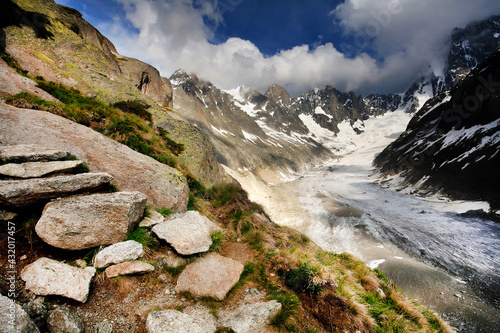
[152,211,221,255]
[35,191,147,250]
[46,306,84,333]
[146,305,216,333]
[0,160,84,179]
[0,294,40,333]
[105,261,155,278]
[0,173,113,208]
[0,144,68,163]
[93,240,144,268]
[20,258,95,303]
[175,253,244,301]
[218,301,282,333]
[0,105,189,211]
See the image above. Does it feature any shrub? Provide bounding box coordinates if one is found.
[158,127,185,155]
[285,262,323,295]
[112,100,152,122]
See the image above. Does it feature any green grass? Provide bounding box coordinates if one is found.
[156,208,174,216]
[126,227,159,250]
[112,100,153,122]
[163,262,187,278]
[209,230,225,252]
[1,52,29,76]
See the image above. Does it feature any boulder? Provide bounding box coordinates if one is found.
[0,106,189,211]
[175,253,244,300]
[0,173,113,208]
[152,211,221,255]
[47,306,84,333]
[0,160,84,179]
[139,210,165,228]
[105,261,155,278]
[93,240,144,268]
[0,144,68,163]
[20,257,95,302]
[35,192,147,250]
[146,305,216,333]
[0,294,40,333]
[218,301,282,333]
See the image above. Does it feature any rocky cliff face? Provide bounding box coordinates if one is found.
[374,51,500,210]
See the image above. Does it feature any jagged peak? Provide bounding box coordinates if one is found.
[265,84,291,105]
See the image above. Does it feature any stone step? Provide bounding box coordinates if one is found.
[0,172,113,208]
[0,144,70,163]
[0,160,84,179]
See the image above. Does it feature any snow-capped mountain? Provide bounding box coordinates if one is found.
[401,15,500,113]
[374,50,500,210]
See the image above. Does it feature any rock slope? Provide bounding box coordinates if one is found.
[374,50,500,210]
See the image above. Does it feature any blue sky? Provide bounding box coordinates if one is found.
[55,0,500,96]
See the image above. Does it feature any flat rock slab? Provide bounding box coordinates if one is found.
[0,294,40,333]
[105,261,155,278]
[139,210,165,228]
[93,240,144,268]
[0,160,84,179]
[0,172,113,208]
[36,192,147,250]
[20,258,95,303]
[175,253,244,301]
[152,211,221,255]
[218,301,282,333]
[0,144,69,163]
[146,305,216,333]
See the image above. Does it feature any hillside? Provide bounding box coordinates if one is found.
[0,0,454,333]
[374,50,500,211]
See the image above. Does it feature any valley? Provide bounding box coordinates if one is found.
[226,110,500,332]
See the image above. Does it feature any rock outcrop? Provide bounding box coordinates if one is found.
[0,160,84,178]
[152,211,221,255]
[146,305,217,333]
[117,55,173,108]
[175,253,244,300]
[93,240,144,269]
[20,258,95,303]
[35,191,147,250]
[0,172,113,208]
[105,261,155,278]
[0,105,189,211]
[0,294,40,333]
[0,144,69,163]
[218,301,282,333]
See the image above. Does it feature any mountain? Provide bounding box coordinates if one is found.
[170,71,332,177]
[399,15,500,113]
[374,50,500,210]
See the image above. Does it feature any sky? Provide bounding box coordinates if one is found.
[54,0,500,96]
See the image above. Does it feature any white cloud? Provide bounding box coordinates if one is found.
[99,0,500,96]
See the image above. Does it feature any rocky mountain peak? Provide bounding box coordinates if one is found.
[265,84,291,106]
